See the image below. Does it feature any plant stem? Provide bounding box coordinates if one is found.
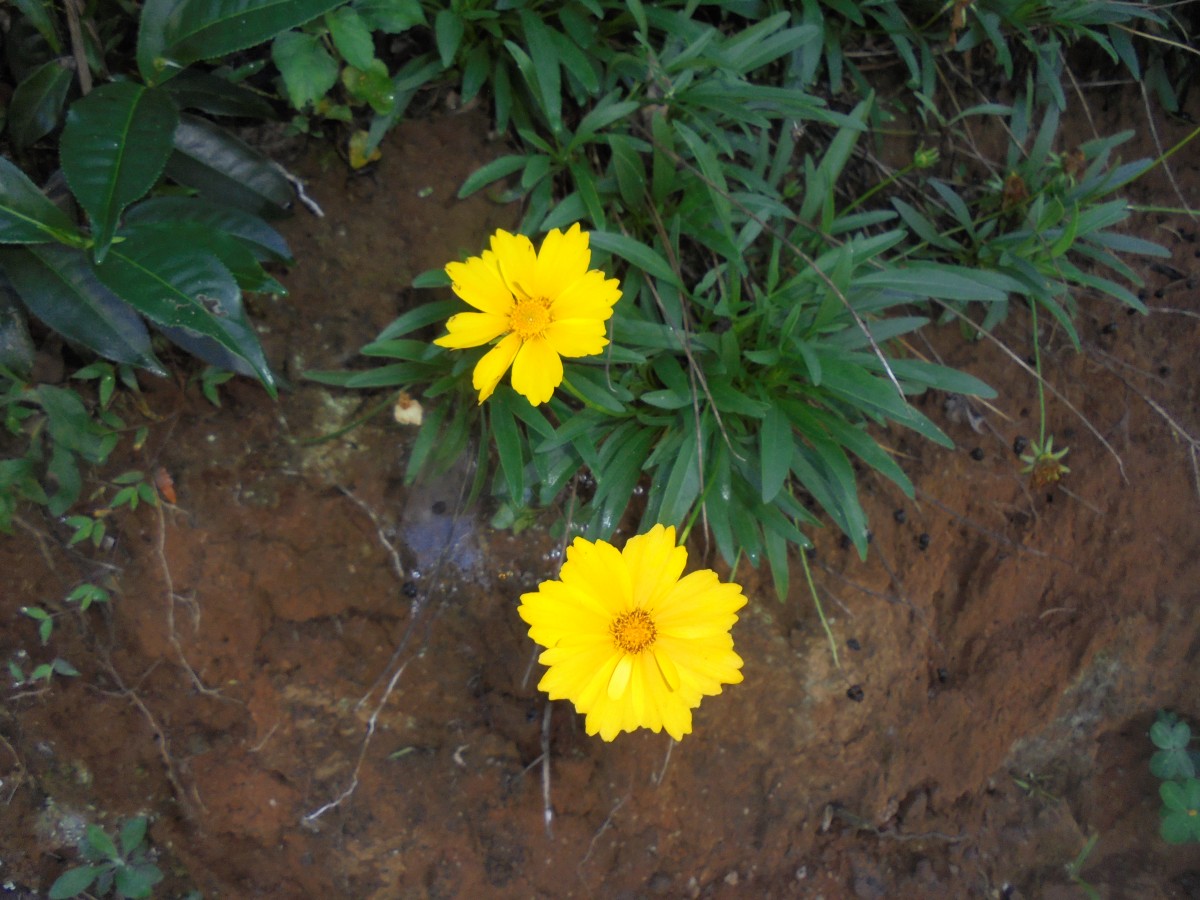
[1030,300,1046,447]
[800,550,839,669]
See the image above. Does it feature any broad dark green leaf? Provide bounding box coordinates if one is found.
[272,31,339,110]
[143,0,344,81]
[0,157,81,245]
[60,83,179,262]
[7,59,72,150]
[163,70,278,118]
[0,285,36,375]
[166,114,293,218]
[93,229,274,392]
[124,196,292,262]
[0,244,164,372]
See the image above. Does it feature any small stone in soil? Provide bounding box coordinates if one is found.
[431,500,447,514]
[1100,322,1117,335]
[1013,435,1029,456]
[847,685,865,702]
[970,447,984,461]
[893,509,906,524]
[402,581,418,598]
[937,667,950,683]
[918,533,931,551]
[847,638,862,651]
[1159,365,1170,377]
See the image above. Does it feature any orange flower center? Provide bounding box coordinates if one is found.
[509,297,551,340]
[611,609,657,654]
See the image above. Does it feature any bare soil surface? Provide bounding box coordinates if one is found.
[3,95,1200,899]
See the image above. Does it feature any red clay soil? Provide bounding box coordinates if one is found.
[2,96,1199,899]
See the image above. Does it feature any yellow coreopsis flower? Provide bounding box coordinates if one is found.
[518,524,747,742]
[434,224,621,405]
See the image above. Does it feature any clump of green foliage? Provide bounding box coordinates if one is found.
[48,816,163,900]
[313,0,1182,602]
[1151,711,1200,844]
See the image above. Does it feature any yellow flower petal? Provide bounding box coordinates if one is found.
[434,311,510,349]
[509,335,563,405]
[533,223,591,299]
[622,524,689,610]
[608,654,633,700]
[542,318,608,358]
[445,255,513,316]
[549,269,621,321]
[472,332,522,403]
[490,229,537,300]
[517,524,745,742]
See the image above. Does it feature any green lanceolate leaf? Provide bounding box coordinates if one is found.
[162,70,278,118]
[759,404,793,503]
[94,227,275,392]
[60,83,180,262]
[0,244,165,372]
[166,114,293,217]
[141,0,345,82]
[48,865,104,900]
[0,157,82,245]
[7,58,73,150]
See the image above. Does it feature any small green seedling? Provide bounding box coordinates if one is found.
[49,816,163,900]
[9,656,79,690]
[21,605,54,645]
[1150,713,1198,780]
[108,471,159,511]
[1151,711,1200,845]
[66,583,111,612]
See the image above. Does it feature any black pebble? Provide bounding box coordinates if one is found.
[402,582,418,598]
[847,638,862,651]
[937,667,950,683]
[893,509,906,524]
[917,533,931,551]
[846,685,865,702]
[1013,435,1029,456]
[838,534,851,550]
[431,500,447,515]
[1100,322,1117,335]
[1159,365,1170,377]
[970,447,985,461]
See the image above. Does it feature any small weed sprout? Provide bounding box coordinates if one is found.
[1150,711,1200,844]
[48,816,163,900]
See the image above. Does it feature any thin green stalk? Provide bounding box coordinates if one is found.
[1030,300,1046,447]
[800,550,839,669]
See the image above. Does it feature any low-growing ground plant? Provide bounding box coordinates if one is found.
[1151,711,1200,845]
[311,0,1177,609]
[48,816,163,900]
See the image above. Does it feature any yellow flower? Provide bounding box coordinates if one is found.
[517,524,746,742]
[434,224,621,405]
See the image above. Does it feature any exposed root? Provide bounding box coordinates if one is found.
[0,732,27,804]
[154,501,222,698]
[94,656,204,818]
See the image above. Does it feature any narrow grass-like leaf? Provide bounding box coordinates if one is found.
[489,389,525,504]
[458,155,527,198]
[373,299,459,342]
[60,83,179,262]
[590,231,681,287]
[759,404,792,503]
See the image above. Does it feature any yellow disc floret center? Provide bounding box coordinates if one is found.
[611,609,657,654]
[509,297,551,340]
